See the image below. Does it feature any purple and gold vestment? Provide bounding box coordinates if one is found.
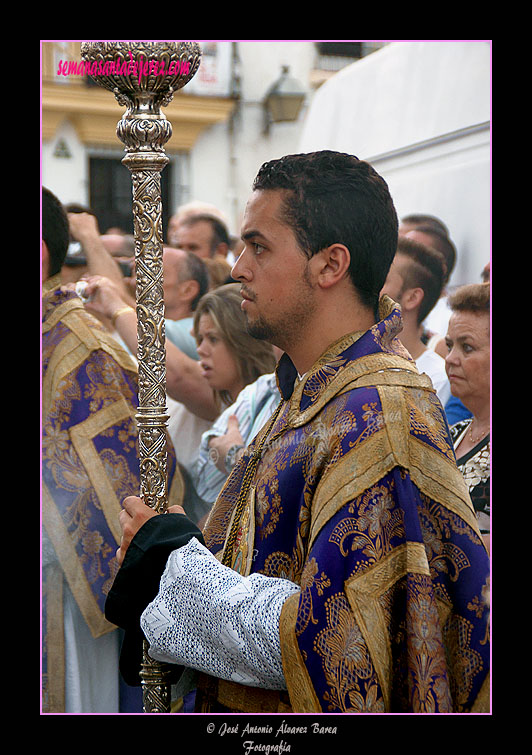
[199,296,490,713]
[42,278,184,711]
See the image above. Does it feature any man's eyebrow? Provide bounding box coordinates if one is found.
[241,229,269,242]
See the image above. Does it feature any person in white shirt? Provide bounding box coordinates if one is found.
[194,371,281,511]
[380,235,451,406]
[399,222,457,358]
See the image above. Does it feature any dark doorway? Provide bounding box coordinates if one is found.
[89,156,173,237]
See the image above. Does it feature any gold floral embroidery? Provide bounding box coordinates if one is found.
[255,443,289,539]
[314,592,385,712]
[468,594,486,619]
[44,409,138,589]
[85,358,136,409]
[442,613,484,711]
[329,480,405,563]
[47,379,82,425]
[361,401,384,430]
[296,398,358,494]
[302,356,347,403]
[469,576,490,646]
[406,576,453,712]
[256,396,358,543]
[346,402,384,453]
[418,496,479,584]
[296,557,331,637]
[263,550,297,581]
[99,446,138,501]
[42,424,72,462]
[407,388,455,460]
[81,530,113,583]
[371,311,412,361]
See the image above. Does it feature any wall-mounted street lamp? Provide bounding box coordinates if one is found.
[263,65,306,134]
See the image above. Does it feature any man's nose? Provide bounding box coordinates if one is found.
[231,247,251,281]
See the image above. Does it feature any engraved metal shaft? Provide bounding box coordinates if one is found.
[80,41,201,713]
[125,151,171,513]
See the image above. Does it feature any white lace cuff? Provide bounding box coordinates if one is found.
[140,538,300,690]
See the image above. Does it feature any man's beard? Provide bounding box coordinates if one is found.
[244,267,316,348]
[245,316,276,342]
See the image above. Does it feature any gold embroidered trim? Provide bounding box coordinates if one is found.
[409,436,479,532]
[42,328,137,423]
[221,403,284,569]
[216,679,292,713]
[471,672,490,712]
[345,542,431,711]
[43,297,88,334]
[42,484,116,638]
[69,399,135,544]
[308,381,478,550]
[379,382,479,531]
[42,332,89,416]
[309,429,397,549]
[308,329,366,368]
[42,275,62,295]
[43,563,65,712]
[43,300,137,373]
[279,591,323,712]
[234,486,257,576]
[340,369,434,392]
[63,308,134,369]
[288,352,419,427]
[168,457,185,508]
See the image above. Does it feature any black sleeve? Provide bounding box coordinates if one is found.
[105,512,205,686]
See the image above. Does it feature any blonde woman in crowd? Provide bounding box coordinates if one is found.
[83,278,276,421]
[192,283,278,412]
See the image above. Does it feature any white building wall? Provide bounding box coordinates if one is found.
[42,120,89,206]
[299,41,491,287]
[188,41,315,234]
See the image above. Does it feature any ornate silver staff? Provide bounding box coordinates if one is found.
[80,40,201,713]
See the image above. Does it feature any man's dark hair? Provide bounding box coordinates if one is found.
[181,250,210,311]
[410,224,457,285]
[252,151,399,313]
[396,236,447,324]
[401,213,449,238]
[64,202,96,216]
[182,214,230,257]
[42,187,70,276]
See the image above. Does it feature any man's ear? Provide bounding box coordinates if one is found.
[180,278,200,305]
[401,286,425,313]
[311,243,351,289]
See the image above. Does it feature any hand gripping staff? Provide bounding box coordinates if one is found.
[80,41,202,713]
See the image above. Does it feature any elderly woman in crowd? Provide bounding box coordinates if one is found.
[444,282,490,552]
